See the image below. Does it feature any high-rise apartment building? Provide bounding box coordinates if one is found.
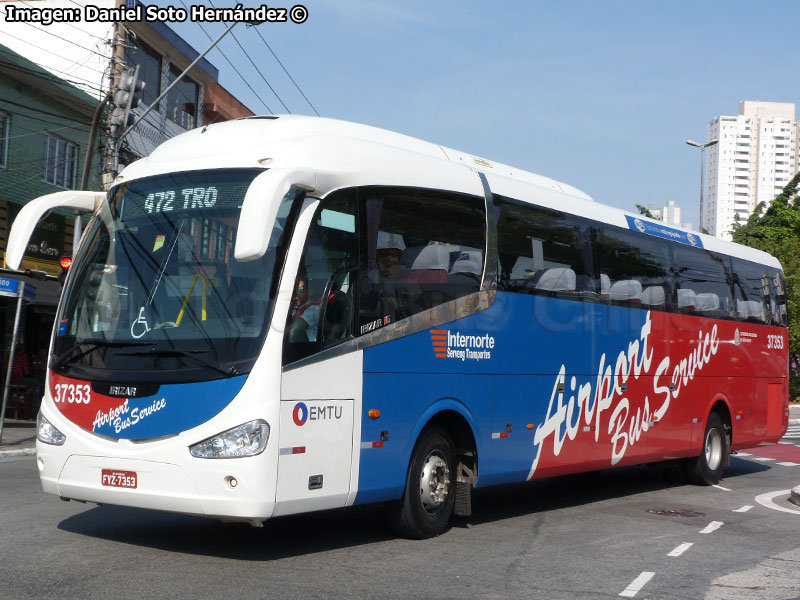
[703,101,798,239]
[649,200,692,230]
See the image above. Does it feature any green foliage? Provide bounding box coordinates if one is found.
[635,204,656,219]
[732,172,800,398]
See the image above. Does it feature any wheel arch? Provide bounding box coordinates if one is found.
[707,393,733,450]
[406,399,482,483]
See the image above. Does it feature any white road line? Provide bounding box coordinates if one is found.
[735,452,752,456]
[776,461,798,467]
[712,484,731,491]
[700,521,724,534]
[755,490,800,515]
[733,505,753,513]
[620,572,655,597]
[667,543,693,557]
[752,456,775,462]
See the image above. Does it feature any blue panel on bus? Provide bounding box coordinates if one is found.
[624,215,703,248]
[51,372,248,439]
[357,292,651,499]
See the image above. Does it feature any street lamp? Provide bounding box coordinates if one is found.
[686,139,718,233]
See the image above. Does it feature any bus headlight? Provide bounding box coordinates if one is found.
[37,413,66,446]
[189,420,270,459]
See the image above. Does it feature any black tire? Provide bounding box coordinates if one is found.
[682,412,728,485]
[387,425,456,539]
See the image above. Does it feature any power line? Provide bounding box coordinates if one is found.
[0,7,108,59]
[175,0,273,114]
[0,55,106,95]
[1,123,90,143]
[0,98,93,125]
[206,0,289,113]
[0,32,107,81]
[250,26,319,116]
[0,154,83,193]
[16,0,110,44]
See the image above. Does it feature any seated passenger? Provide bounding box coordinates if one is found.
[288,275,320,342]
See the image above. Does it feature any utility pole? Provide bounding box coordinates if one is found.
[104,0,128,186]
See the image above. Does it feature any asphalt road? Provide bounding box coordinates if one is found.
[2,438,800,599]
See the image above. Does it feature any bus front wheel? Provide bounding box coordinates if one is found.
[387,425,456,539]
[682,412,728,485]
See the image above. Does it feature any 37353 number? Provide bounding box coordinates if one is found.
[53,383,91,404]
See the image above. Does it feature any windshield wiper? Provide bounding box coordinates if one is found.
[115,348,239,377]
[51,340,156,371]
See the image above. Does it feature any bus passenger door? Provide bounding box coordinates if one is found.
[274,352,361,516]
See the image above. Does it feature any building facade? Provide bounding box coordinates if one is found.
[649,200,692,230]
[0,43,105,404]
[703,101,799,239]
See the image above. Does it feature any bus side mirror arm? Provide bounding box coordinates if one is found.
[6,190,103,270]
[234,168,316,262]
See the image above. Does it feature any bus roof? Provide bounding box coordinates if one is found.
[117,115,781,270]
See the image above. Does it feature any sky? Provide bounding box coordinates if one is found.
[152,0,800,230]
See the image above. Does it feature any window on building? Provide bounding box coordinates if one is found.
[165,64,199,130]
[124,40,162,109]
[42,133,77,189]
[0,111,8,168]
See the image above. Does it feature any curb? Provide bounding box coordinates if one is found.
[0,447,35,458]
[791,486,800,508]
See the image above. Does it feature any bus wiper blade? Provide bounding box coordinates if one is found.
[115,348,239,377]
[52,340,156,371]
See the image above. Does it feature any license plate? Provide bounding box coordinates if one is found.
[101,469,137,489]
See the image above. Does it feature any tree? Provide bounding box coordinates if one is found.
[732,171,800,399]
[635,204,656,219]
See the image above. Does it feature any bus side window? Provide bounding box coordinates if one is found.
[730,257,771,324]
[283,189,358,365]
[593,224,670,310]
[359,187,485,329]
[495,197,595,298]
[672,246,734,319]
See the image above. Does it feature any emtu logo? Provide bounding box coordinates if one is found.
[430,330,447,358]
[292,402,309,426]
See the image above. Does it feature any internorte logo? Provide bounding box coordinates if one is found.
[430,329,495,362]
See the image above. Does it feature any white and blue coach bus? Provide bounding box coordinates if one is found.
[8,116,789,538]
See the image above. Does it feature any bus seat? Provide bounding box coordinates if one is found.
[450,250,483,277]
[535,268,576,292]
[677,288,696,312]
[405,245,450,284]
[448,249,483,295]
[695,292,720,314]
[737,299,765,322]
[609,279,642,303]
[600,274,611,299]
[642,285,665,307]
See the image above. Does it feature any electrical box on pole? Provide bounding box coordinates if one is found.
[109,65,144,140]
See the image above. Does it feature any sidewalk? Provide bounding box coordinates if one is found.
[0,419,36,457]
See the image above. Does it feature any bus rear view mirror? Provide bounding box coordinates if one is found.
[234,167,316,262]
[6,190,103,270]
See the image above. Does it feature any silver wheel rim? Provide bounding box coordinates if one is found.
[419,450,450,512]
[705,427,722,471]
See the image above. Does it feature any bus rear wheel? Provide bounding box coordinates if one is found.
[682,412,728,485]
[387,425,456,539]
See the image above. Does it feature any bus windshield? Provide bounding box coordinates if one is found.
[53,168,291,383]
